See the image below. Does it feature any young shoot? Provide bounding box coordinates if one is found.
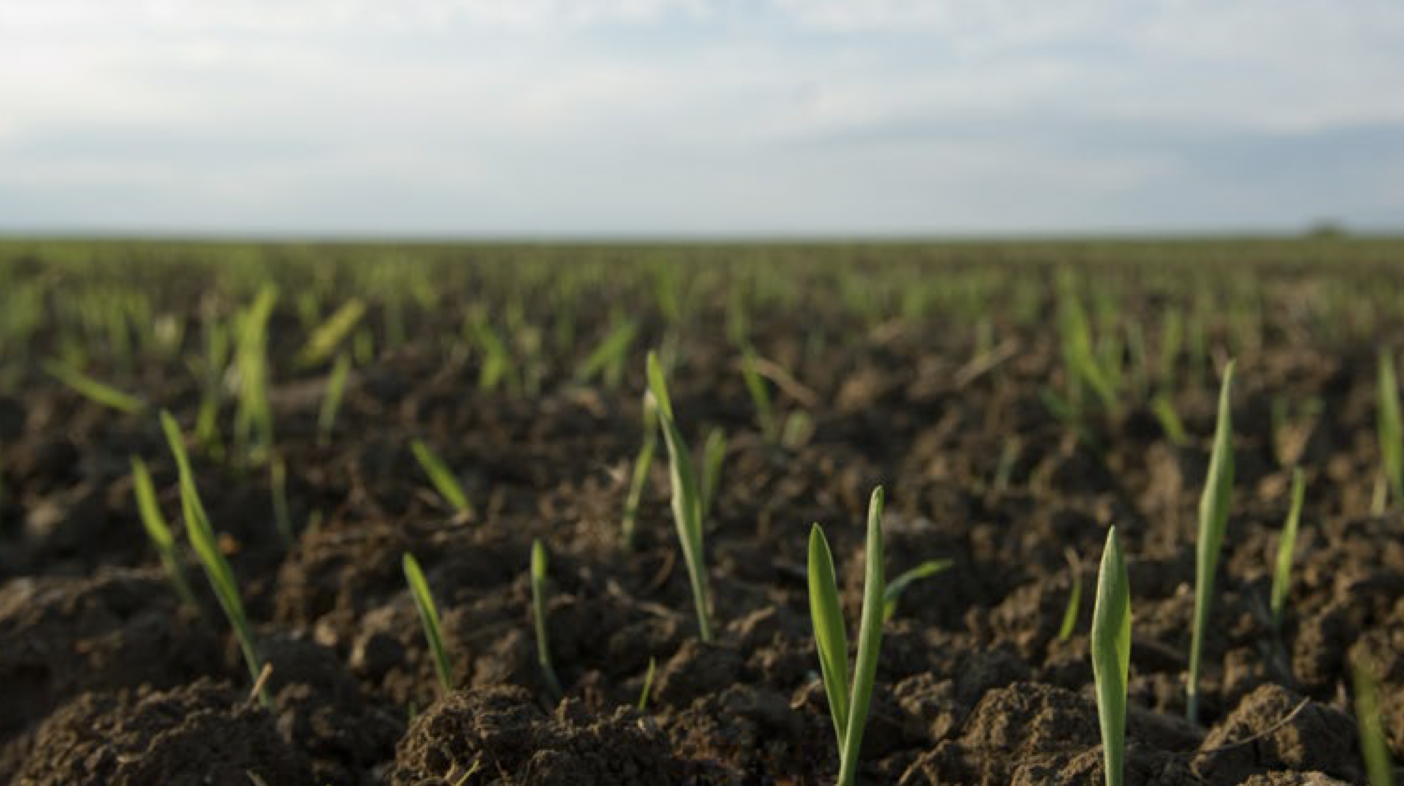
[740,347,779,442]
[295,298,365,368]
[646,350,713,641]
[270,454,293,548]
[317,353,352,446]
[233,285,277,462]
[1378,350,1403,508]
[1058,547,1083,641]
[1270,468,1306,631]
[621,391,659,550]
[130,457,201,614]
[808,487,886,786]
[403,552,453,693]
[700,427,726,523]
[1352,656,1397,786]
[882,559,951,622]
[1091,526,1131,786]
[530,538,563,699]
[43,360,145,414]
[411,439,474,518]
[637,656,657,711]
[160,411,268,707]
[573,315,638,389]
[1188,359,1235,725]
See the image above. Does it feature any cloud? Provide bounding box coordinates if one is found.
[1,0,1401,234]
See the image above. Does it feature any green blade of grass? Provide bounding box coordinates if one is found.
[1378,350,1403,506]
[160,411,268,707]
[43,360,145,414]
[411,440,473,517]
[808,523,850,749]
[1270,468,1306,630]
[620,392,659,550]
[882,558,952,622]
[646,351,713,641]
[1188,358,1235,724]
[836,486,886,786]
[1352,656,1397,786]
[295,298,365,368]
[700,427,726,523]
[1057,548,1083,641]
[574,316,638,386]
[1091,526,1131,786]
[637,656,657,711]
[317,353,352,446]
[740,347,779,442]
[531,539,563,699]
[130,457,201,613]
[403,551,453,693]
[1151,393,1189,446]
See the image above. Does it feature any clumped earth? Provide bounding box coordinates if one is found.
[1,245,1403,784]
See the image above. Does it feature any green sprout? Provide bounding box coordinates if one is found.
[646,351,713,642]
[1058,547,1083,641]
[130,457,201,614]
[1151,393,1189,446]
[411,439,474,518]
[740,347,779,442]
[637,656,657,711]
[700,427,727,522]
[1352,656,1397,786]
[882,559,951,622]
[1378,350,1402,508]
[1091,526,1131,786]
[1188,359,1235,725]
[160,411,268,707]
[233,285,278,462]
[531,538,563,699]
[295,298,364,368]
[621,391,659,550]
[317,353,352,446]
[403,552,453,693]
[43,360,145,414]
[194,317,231,458]
[808,487,886,786]
[573,315,637,389]
[1270,468,1306,631]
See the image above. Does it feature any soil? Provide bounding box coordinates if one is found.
[2,248,1403,784]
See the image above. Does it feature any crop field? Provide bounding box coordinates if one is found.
[2,238,1404,785]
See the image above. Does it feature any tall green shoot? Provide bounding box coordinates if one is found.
[1353,656,1396,786]
[740,347,779,442]
[1188,359,1235,724]
[621,392,659,550]
[700,428,726,522]
[1270,468,1305,631]
[808,487,886,786]
[160,412,268,707]
[1091,526,1131,786]
[1378,350,1403,508]
[130,457,201,613]
[233,285,277,462]
[43,361,145,414]
[530,539,563,699]
[317,353,352,446]
[295,298,364,368]
[403,552,453,693]
[646,351,713,642]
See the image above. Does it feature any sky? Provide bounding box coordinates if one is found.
[1,0,1402,237]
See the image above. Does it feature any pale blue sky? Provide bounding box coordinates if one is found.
[1,0,1401,236]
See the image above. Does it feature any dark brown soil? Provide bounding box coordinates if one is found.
[2,248,1403,784]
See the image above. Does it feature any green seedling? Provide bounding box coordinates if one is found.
[317,353,352,446]
[403,552,453,693]
[1270,468,1306,630]
[700,427,726,522]
[646,351,714,641]
[130,457,201,613]
[531,539,563,699]
[1092,526,1131,786]
[1058,547,1083,641]
[1151,393,1188,446]
[882,559,951,622]
[780,410,816,451]
[740,347,780,442]
[43,360,145,414]
[270,454,293,547]
[808,487,886,786]
[467,317,515,393]
[621,392,659,550]
[233,285,277,462]
[411,440,473,518]
[194,318,231,458]
[1188,359,1235,724]
[1352,656,1396,786]
[637,656,657,711]
[1378,350,1403,508]
[574,315,637,388]
[295,298,364,368]
[160,412,269,707]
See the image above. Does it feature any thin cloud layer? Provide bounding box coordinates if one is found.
[1,0,1401,235]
